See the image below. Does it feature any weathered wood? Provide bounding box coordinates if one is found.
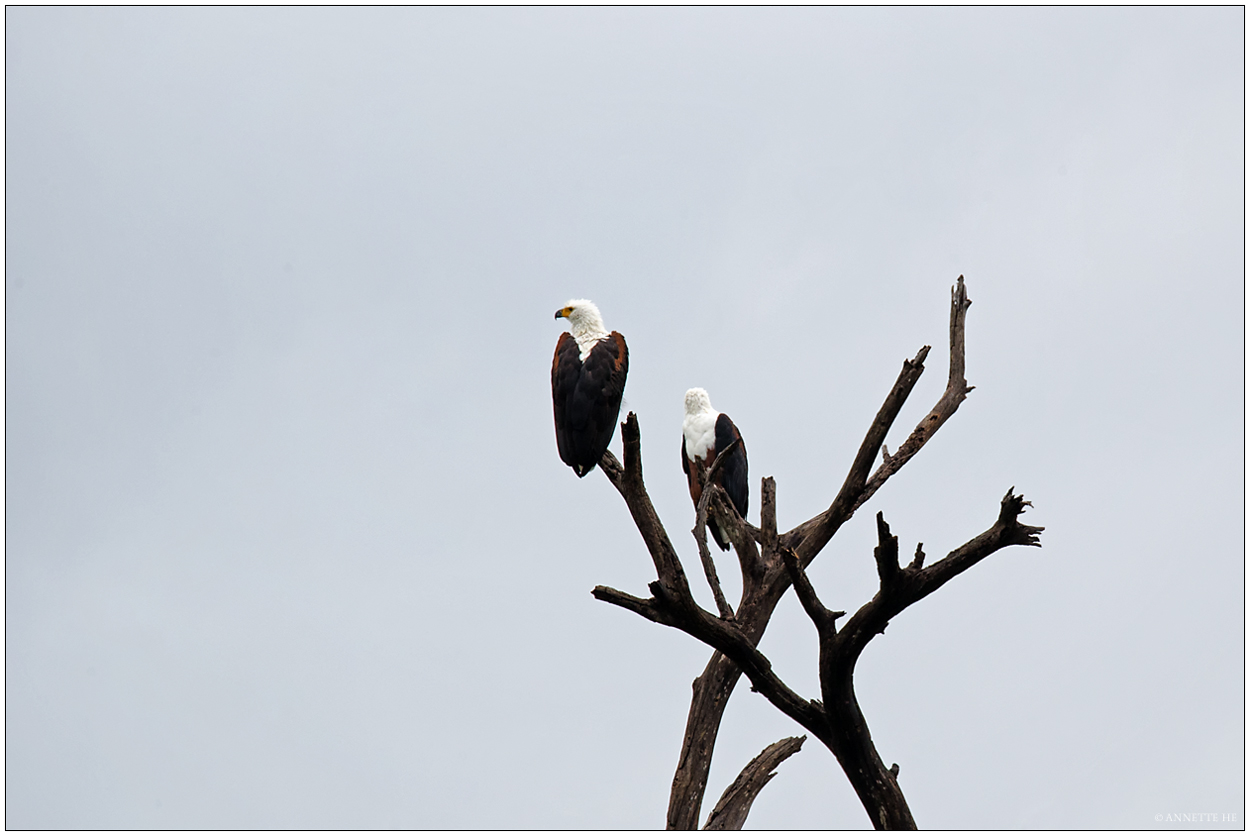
[781,343,931,563]
[851,276,973,515]
[667,652,743,830]
[591,278,1042,830]
[600,415,691,600]
[781,547,843,632]
[663,279,978,829]
[593,575,827,738]
[703,736,806,830]
[808,514,915,829]
[799,490,1042,830]
[759,477,777,559]
[601,483,1043,830]
[691,440,743,620]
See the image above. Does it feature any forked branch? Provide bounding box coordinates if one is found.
[662,278,975,827]
[598,414,690,597]
[852,275,973,514]
[590,278,1039,830]
[781,490,1044,830]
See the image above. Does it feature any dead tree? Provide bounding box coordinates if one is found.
[591,278,1043,829]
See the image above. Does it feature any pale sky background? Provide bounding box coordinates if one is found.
[6,7,1244,830]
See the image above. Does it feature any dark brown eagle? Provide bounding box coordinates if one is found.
[552,299,628,477]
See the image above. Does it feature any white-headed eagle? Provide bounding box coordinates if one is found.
[552,300,629,477]
[681,387,748,550]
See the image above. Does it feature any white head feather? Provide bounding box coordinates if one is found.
[560,299,610,360]
[682,387,720,461]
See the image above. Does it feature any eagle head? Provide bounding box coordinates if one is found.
[555,299,604,330]
[684,387,714,417]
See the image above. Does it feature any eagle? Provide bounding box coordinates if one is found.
[681,387,748,550]
[552,300,629,477]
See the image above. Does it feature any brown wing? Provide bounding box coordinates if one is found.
[553,331,628,477]
[714,412,749,519]
[552,332,583,471]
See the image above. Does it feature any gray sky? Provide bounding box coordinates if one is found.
[6,7,1243,829]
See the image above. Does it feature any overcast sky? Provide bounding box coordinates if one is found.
[6,7,1243,830]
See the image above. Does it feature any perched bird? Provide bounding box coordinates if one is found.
[552,300,629,477]
[681,388,748,550]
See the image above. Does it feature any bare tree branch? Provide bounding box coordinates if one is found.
[908,542,926,572]
[659,279,977,828]
[789,490,1043,829]
[668,653,745,830]
[661,332,938,829]
[838,488,1044,659]
[591,585,679,627]
[851,276,974,515]
[703,736,807,831]
[781,547,843,632]
[903,488,1043,605]
[694,438,765,585]
[692,520,733,620]
[783,344,932,563]
[692,440,743,620]
[664,478,780,830]
[872,512,901,593]
[599,448,624,491]
[759,477,778,558]
[709,487,763,584]
[600,413,692,597]
[588,278,1039,830]
[595,575,828,737]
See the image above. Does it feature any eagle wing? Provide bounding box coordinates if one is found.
[552,331,628,476]
[551,332,582,469]
[579,332,628,463]
[714,412,749,519]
